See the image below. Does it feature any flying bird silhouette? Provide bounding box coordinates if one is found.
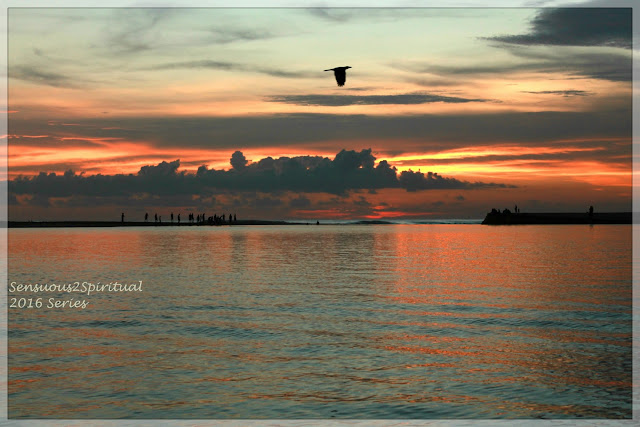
[324,66,352,87]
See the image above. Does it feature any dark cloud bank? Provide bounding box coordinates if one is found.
[486,8,632,49]
[267,92,489,106]
[10,109,631,152]
[394,8,633,85]
[9,149,511,204]
[522,90,593,97]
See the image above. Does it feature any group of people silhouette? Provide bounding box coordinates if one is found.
[490,205,520,215]
[133,212,238,225]
[188,213,237,225]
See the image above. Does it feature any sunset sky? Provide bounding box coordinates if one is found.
[5,3,635,220]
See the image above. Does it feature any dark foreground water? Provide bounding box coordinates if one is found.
[7,224,632,419]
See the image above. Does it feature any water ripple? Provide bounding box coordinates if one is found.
[8,225,632,419]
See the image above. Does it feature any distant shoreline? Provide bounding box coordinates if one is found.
[7,220,298,228]
[6,214,633,228]
[6,219,401,228]
[482,212,632,225]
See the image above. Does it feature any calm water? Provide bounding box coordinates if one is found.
[7,224,632,419]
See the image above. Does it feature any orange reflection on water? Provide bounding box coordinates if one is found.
[8,378,41,389]
[405,362,457,369]
[384,345,481,357]
[383,333,465,344]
